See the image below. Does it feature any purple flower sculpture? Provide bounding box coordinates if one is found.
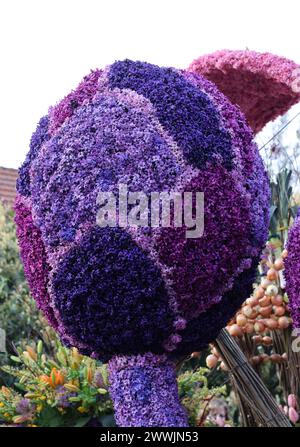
[284,209,300,329]
[15,51,300,427]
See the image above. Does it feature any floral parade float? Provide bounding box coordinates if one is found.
[15,50,300,426]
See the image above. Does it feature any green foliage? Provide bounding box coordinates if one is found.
[0,202,42,358]
[0,337,113,427]
[269,169,298,242]
[178,366,226,426]
[0,202,24,303]
[0,285,43,349]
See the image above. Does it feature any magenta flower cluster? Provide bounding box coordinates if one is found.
[189,50,300,134]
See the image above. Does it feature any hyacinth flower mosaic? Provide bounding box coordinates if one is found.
[284,208,300,330]
[15,50,300,426]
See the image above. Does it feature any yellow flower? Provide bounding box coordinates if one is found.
[77,406,88,414]
[56,350,68,367]
[24,393,38,399]
[23,352,35,363]
[64,383,79,392]
[13,415,28,424]
[26,346,37,361]
[0,402,4,407]
[71,348,83,368]
[86,366,93,384]
[4,412,10,418]
[1,386,11,397]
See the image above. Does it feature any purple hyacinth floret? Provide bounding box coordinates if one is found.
[17,115,50,197]
[285,212,300,329]
[108,353,188,427]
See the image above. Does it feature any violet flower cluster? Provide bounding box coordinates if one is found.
[284,209,300,329]
[15,50,300,426]
[108,353,188,426]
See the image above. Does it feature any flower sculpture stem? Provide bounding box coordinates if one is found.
[108,353,189,427]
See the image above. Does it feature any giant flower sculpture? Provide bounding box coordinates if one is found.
[15,50,300,426]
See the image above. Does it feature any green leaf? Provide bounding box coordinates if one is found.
[73,416,91,427]
[269,205,277,220]
[36,405,65,427]
[10,355,21,363]
[97,388,107,395]
[68,396,82,402]
[290,205,299,219]
[99,414,116,427]
[14,382,26,391]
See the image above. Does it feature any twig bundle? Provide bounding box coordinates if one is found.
[214,328,291,427]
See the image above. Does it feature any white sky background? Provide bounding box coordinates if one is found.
[0,0,300,169]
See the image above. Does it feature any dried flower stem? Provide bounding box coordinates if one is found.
[214,329,291,427]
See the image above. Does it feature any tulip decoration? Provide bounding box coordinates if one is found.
[15,50,300,426]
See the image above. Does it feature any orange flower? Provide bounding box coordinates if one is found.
[87,367,93,384]
[39,368,65,388]
[54,369,65,386]
[40,375,50,385]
